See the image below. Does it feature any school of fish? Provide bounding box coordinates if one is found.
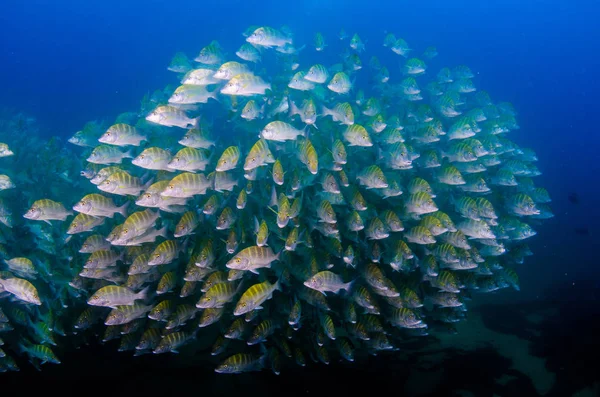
[0,26,554,374]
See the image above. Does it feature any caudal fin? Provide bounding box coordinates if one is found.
[253,215,260,233]
[343,279,356,292]
[136,286,152,302]
[258,344,269,369]
[321,105,332,119]
[289,99,300,118]
[302,124,310,138]
[209,88,220,103]
[191,117,200,129]
[117,202,129,217]
[157,226,168,239]
[269,185,277,207]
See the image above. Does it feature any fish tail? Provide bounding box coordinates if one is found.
[180,236,190,254]
[118,201,130,217]
[253,215,260,233]
[141,177,155,191]
[288,99,299,117]
[209,88,220,102]
[136,285,152,302]
[258,343,269,368]
[302,124,310,138]
[16,341,28,354]
[343,279,356,293]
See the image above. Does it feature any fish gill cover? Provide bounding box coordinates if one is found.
[0,25,553,374]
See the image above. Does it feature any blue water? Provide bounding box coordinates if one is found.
[1,0,599,393]
[2,0,597,297]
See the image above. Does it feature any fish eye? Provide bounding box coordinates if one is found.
[235,258,241,263]
[140,155,145,159]
[169,185,174,189]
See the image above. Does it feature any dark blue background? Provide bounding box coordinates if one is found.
[1,0,599,299]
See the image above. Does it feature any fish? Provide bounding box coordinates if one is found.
[105,304,153,326]
[87,286,150,308]
[246,26,292,48]
[86,145,133,164]
[194,40,224,65]
[160,173,213,198]
[236,43,261,63]
[97,171,147,196]
[304,271,353,294]
[145,105,198,128]
[216,146,241,172]
[226,246,280,274]
[98,124,147,147]
[215,352,267,374]
[0,175,15,191]
[0,143,15,157]
[328,72,352,94]
[0,24,555,377]
[167,147,211,172]
[260,121,305,142]
[168,84,219,105]
[23,199,73,223]
[73,193,128,218]
[167,52,192,73]
[0,277,41,305]
[221,73,271,96]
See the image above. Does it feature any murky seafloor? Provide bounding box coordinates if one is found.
[2,280,598,397]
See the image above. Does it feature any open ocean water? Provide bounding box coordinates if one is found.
[0,1,599,396]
